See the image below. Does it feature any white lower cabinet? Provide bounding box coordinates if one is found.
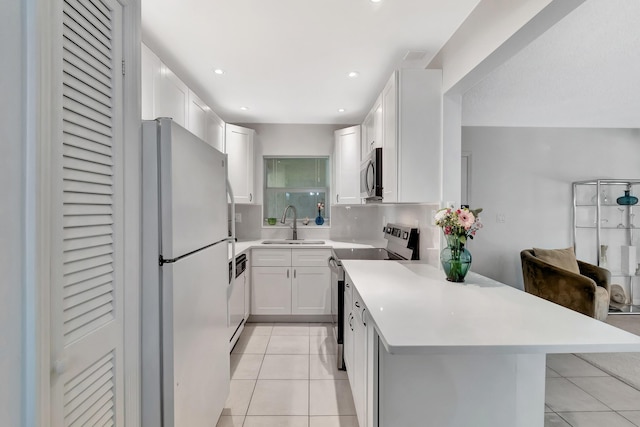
[345,275,377,427]
[352,290,368,426]
[251,248,331,315]
[251,266,292,315]
[292,267,331,314]
[343,278,354,374]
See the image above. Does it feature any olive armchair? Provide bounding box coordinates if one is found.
[520,249,610,321]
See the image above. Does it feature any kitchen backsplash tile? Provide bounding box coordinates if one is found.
[232,202,441,267]
[329,205,380,240]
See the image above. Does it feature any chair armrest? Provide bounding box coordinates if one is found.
[578,261,611,294]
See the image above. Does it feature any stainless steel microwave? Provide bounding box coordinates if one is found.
[360,147,382,201]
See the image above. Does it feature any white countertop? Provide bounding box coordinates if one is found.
[227,239,385,261]
[342,260,640,355]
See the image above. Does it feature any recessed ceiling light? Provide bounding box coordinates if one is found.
[348,71,359,78]
[240,106,249,111]
[213,68,225,75]
[338,108,346,113]
[370,0,382,3]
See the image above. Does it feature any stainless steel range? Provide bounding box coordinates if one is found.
[328,223,419,370]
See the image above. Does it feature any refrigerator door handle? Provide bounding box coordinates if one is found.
[159,238,232,266]
[227,159,236,277]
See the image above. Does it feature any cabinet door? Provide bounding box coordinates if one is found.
[362,111,374,159]
[206,110,225,153]
[251,267,291,315]
[292,267,331,315]
[187,89,208,141]
[382,73,398,203]
[226,124,255,204]
[154,63,189,128]
[141,43,161,120]
[343,279,354,376]
[353,293,368,426]
[334,126,361,205]
[372,95,383,151]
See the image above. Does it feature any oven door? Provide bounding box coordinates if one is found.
[328,256,345,370]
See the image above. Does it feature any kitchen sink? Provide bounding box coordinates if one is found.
[261,239,326,245]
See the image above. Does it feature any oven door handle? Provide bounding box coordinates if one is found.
[327,256,341,272]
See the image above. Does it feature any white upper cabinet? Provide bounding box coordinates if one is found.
[141,43,161,120]
[361,96,382,160]
[154,63,189,128]
[381,69,442,203]
[226,124,255,204]
[206,110,225,153]
[334,125,362,205]
[382,75,398,203]
[141,44,226,150]
[187,89,208,141]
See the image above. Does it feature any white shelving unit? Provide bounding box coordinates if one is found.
[572,179,640,314]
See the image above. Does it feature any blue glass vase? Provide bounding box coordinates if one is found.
[617,190,638,206]
[440,234,472,282]
[315,210,324,225]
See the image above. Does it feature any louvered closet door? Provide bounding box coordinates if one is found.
[50,0,125,426]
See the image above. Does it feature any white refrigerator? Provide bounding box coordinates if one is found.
[142,118,231,427]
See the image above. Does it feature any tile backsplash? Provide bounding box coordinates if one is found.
[231,202,440,266]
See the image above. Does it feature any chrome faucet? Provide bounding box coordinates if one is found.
[281,205,298,240]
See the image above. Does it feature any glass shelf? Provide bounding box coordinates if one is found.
[607,271,640,277]
[575,203,638,207]
[573,179,640,315]
[575,226,637,230]
[609,303,640,314]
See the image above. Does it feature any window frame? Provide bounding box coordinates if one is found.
[263,156,331,224]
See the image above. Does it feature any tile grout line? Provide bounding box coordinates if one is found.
[550,358,640,427]
[241,329,270,426]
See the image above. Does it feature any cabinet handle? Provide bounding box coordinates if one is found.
[287,269,289,278]
[336,194,339,203]
[355,301,360,308]
[294,269,296,279]
[249,193,253,202]
[362,309,367,327]
[349,314,354,331]
[345,282,350,288]
[370,140,375,147]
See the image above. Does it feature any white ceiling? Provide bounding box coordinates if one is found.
[141,0,480,124]
[462,0,640,128]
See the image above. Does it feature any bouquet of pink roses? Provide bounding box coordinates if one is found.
[434,206,483,245]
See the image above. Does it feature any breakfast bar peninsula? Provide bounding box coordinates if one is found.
[340,260,640,427]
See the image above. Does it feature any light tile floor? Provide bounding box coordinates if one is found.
[218,322,357,427]
[219,323,640,427]
[545,353,640,426]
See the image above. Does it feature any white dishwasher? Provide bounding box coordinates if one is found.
[228,253,247,348]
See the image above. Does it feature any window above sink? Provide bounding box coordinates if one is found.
[263,157,330,226]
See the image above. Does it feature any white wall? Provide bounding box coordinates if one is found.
[0,0,24,424]
[462,126,640,289]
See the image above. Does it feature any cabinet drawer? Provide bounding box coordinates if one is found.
[292,249,332,267]
[252,249,292,267]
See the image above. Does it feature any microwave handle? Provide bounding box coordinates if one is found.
[365,161,374,194]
